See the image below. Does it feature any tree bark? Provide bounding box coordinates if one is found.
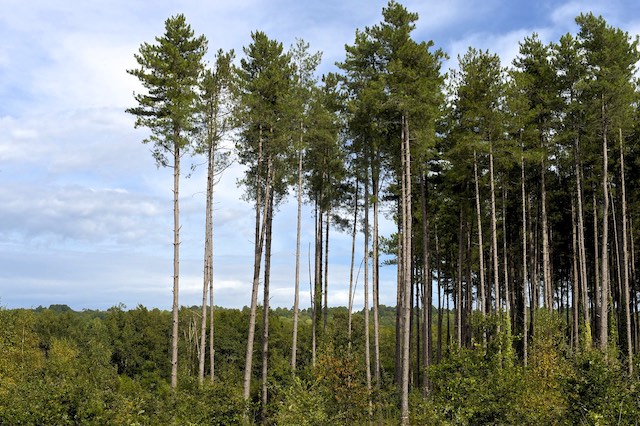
[541,156,552,311]
[619,127,632,373]
[291,150,302,372]
[420,173,430,394]
[600,101,610,352]
[373,171,381,386]
[474,150,486,317]
[400,115,412,425]
[199,140,215,385]
[243,132,267,401]
[261,181,274,422]
[521,150,528,366]
[171,140,180,390]
[348,180,359,348]
[489,142,500,314]
[363,161,372,397]
[575,136,591,346]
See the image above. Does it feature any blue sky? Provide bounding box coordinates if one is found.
[1,0,639,311]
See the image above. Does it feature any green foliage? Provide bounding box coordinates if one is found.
[275,377,329,426]
[126,14,208,165]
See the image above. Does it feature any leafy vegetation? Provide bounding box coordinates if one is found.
[1,305,639,424]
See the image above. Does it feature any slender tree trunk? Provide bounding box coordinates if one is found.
[541,156,552,311]
[323,208,330,333]
[593,192,601,342]
[456,211,463,348]
[363,162,372,398]
[314,198,324,342]
[373,171,381,386]
[474,150,486,317]
[348,180,359,348]
[261,183,274,422]
[209,232,215,383]
[171,141,181,390]
[521,150,528,366]
[503,189,510,313]
[420,173,430,394]
[600,106,610,352]
[243,133,267,401]
[490,142,500,314]
[575,136,591,346]
[620,127,633,373]
[395,211,403,385]
[291,150,303,372]
[199,141,215,384]
[436,225,443,363]
[571,196,580,349]
[400,115,412,425]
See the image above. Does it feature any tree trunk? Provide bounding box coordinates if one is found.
[420,173,430,394]
[600,103,609,352]
[474,150,486,317]
[593,192,601,342]
[489,142,500,314]
[363,162,372,397]
[243,132,267,401]
[373,171,381,386]
[571,196,580,349]
[323,208,330,333]
[541,156,552,311]
[199,141,215,385]
[575,136,591,346]
[456,210,463,348]
[619,128,633,373]
[436,225,443,363]
[400,115,412,425]
[291,150,303,373]
[261,181,274,422]
[348,180,359,348]
[171,140,180,390]
[521,150,528,366]
[314,198,323,343]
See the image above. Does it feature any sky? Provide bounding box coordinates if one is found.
[1,0,639,311]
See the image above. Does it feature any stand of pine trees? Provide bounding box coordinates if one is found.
[7,2,639,425]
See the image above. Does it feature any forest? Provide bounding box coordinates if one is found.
[3,0,640,424]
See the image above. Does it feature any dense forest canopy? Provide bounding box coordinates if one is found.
[3,1,640,424]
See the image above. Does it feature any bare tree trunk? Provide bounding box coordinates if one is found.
[456,210,463,348]
[593,192,601,342]
[400,115,412,425]
[171,141,181,390]
[348,180,359,348]
[209,237,215,383]
[420,173,430,394]
[490,143,500,315]
[436,225,443,363]
[373,172,381,386]
[521,151,528,366]
[571,196,580,349]
[314,198,323,343]
[261,185,274,422]
[199,140,215,384]
[503,189,510,313]
[323,208,330,333]
[620,127,633,373]
[243,133,267,401]
[600,105,610,352]
[541,157,552,312]
[363,162,372,399]
[474,150,486,317]
[575,136,591,346]
[291,150,302,372]
[395,211,403,385]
